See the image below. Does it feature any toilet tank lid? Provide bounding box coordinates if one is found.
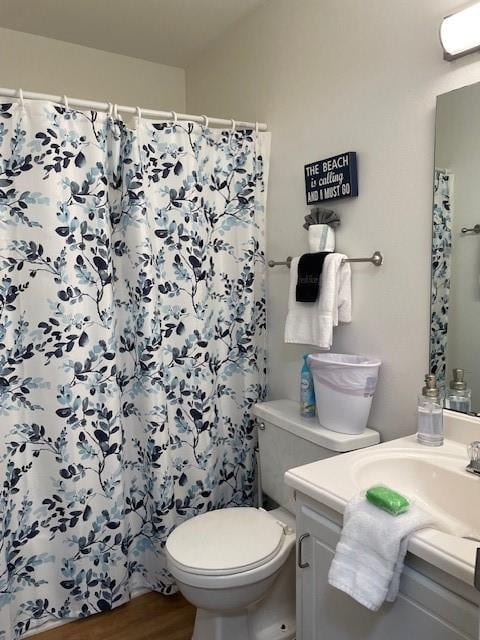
[253,399,380,452]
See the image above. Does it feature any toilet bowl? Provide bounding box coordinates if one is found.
[165,506,296,640]
[165,399,379,640]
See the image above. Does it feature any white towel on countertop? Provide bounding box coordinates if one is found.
[328,496,435,611]
[284,253,351,349]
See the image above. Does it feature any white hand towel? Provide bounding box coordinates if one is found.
[337,257,352,324]
[284,253,351,349]
[328,496,435,611]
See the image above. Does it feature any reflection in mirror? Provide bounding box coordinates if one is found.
[431,82,480,414]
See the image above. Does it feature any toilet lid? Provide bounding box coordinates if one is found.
[166,507,285,575]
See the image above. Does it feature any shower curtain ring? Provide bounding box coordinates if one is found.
[113,104,118,119]
[136,106,142,123]
[202,115,209,128]
[18,88,24,108]
[63,95,69,110]
[107,102,113,117]
[230,119,236,132]
[255,121,259,134]
[171,111,177,125]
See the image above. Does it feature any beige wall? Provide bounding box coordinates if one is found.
[186,0,480,440]
[0,27,186,112]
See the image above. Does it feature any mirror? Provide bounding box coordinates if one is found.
[431,82,480,414]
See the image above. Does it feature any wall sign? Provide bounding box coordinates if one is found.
[304,152,358,205]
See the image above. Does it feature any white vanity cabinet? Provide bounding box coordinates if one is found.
[295,494,479,640]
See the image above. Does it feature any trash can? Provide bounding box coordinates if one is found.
[308,353,381,434]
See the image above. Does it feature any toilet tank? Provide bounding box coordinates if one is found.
[253,399,380,513]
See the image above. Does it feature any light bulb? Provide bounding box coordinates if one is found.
[441,2,480,60]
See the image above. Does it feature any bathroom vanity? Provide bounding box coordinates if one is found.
[286,410,480,640]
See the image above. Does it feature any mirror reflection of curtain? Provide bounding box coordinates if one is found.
[430,170,453,385]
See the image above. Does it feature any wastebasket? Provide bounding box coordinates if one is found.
[308,353,381,434]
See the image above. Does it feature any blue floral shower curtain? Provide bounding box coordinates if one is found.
[0,100,269,638]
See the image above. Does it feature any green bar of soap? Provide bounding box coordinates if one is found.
[366,486,410,516]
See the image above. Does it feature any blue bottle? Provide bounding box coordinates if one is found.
[300,355,316,417]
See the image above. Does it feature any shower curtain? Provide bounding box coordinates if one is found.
[0,100,269,638]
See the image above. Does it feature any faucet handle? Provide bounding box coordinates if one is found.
[467,441,480,474]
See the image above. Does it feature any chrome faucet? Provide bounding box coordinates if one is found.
[466,441,480,475]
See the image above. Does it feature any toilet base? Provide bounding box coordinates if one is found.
[192,608,250,640]
[190,550,296,640]
[192,605,295,640]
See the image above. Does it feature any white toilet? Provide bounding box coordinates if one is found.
[165,399,379,640]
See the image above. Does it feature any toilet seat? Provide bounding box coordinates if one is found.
[166,507,296,590]
[166,507,285,576]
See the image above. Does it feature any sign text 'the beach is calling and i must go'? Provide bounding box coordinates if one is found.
[304,152,358,204]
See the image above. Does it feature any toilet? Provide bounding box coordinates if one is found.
[165,399,379,640]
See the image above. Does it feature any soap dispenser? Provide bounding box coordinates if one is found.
[445,368,471,413]
[417,374,443,446]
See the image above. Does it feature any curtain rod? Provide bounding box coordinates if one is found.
[0,87,268,132]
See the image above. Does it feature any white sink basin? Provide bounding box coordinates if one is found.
[285,410,480,586]
[352,451,479,539]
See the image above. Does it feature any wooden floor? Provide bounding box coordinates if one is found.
[34,592,196,640]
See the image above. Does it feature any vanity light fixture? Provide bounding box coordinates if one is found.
[440,1,480,60]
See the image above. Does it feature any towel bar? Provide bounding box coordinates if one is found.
[268,251,384,268]
[461,225,480,235]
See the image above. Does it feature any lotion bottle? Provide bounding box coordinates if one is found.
[445,368,471,413]
[417,374,443,446]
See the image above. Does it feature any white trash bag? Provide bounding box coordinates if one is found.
[308,353,381,434]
